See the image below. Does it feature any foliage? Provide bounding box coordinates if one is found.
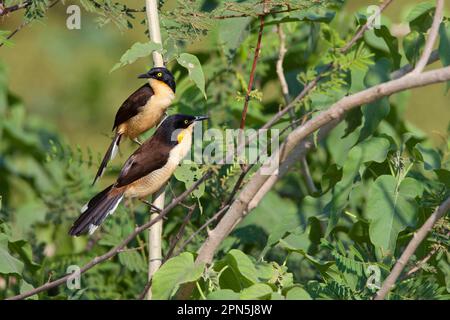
[0,0,449,300]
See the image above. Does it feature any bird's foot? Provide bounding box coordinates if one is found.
[141,200,167,219]
[133,138,143,146]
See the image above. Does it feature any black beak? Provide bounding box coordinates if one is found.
[138,72,151,79]
[194,115,209,122]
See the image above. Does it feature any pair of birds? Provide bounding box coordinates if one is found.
[69,67,207,236]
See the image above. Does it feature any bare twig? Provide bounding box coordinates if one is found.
[276,25,290,104]
[239,0,267,130]
[164,204,197,262]
[402,245,440,279]
[412,0,444,74]
[0,0,60,48]
[174,205,230,257]
[375,197,450,300]
[7,172,210,300]
[213,7,299,20]
[0,0,30,16]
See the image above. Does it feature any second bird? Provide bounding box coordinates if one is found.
[92,67,176,185]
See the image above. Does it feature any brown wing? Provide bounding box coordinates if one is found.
[115,137,172,188]
[113,83,154,130]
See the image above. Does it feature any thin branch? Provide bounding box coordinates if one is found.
[174,205,230,257]
[7,172,210,300]
[374,197,450,300]
[391,50,440,80]
[239,0,267,130]
[412,0,444,74]
[0,0,30,16]
[402,245,440,279]
[213,7,299,20]
[276,24,290,104]
[0,0,60,48]
[164,204,197,262]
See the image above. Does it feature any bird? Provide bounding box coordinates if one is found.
[69,114,208,237]
[92,66,176,185]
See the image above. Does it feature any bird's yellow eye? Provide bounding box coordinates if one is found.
[184,120,189,124]
[157,72,163,77]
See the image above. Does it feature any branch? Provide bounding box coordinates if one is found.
[6,172,210,300]
[412,0,444,74]
[163,204,197,262]
[213,7,300,20]
[261,0,394,131]
[239,0,268,130]
[0,0,30,16]
[0,0,60,48]
[391,50,439,80]
[374,197,450,300]
[175,66,450,299]
[144,0,165,300]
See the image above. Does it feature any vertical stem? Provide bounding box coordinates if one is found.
[145,0,164,67]
[239,1,268,130]
[145,0,165,299]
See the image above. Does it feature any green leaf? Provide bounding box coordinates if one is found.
[177,53,206,99]
[110,42,162,72]
[414,143,441,170]
[406,1,434,22]
[152,252,205,300]
[118,250,146,272]
[374,26,402,69]
[226,249,259,285]
[174,163,205,198]
[285,287,312,300]
[358,58,391,142]
[239,283,273,300]
[403,31,426,66]
[219,16,251,60]
[0,234,24,276]
[366,176,424,253]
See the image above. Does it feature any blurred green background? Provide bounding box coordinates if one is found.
[1,0,449,154]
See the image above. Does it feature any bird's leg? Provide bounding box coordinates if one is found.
[141,200,167,219]
[133,138,143,146]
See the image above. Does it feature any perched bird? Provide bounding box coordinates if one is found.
[69,114,208,236]
[92,67,176,185]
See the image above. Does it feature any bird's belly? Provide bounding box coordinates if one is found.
[124,161,178,199]
[122,95,174,139]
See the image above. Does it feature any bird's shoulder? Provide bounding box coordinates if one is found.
[113,83,154,130]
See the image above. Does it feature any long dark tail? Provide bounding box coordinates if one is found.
[92,132,122,185]
[69,185,124,237]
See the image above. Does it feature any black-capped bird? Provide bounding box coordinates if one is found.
[92,67,176,185]
[69,114,208,236]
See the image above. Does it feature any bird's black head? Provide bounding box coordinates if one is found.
[138,67,176,93]
[156,114,208,145]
